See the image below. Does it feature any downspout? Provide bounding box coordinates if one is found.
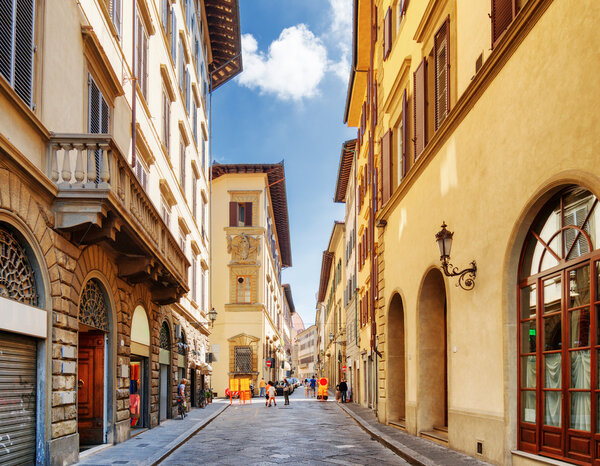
[131,0,137,169]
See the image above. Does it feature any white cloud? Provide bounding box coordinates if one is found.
[238,25,328,101]
[326,0,353,82]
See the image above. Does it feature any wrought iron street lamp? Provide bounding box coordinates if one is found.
[435,222,477,291]
[208,307,218,327]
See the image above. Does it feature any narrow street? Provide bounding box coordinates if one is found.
[160,389,407,465]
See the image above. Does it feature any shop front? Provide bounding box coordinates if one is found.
[130,306,150,431]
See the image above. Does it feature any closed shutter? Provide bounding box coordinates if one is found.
[383,7,392,59]
[112,0,121,35]
[381,130,392,204]
[0,0,35,107]
[170,7,176,63]
[401,89,407,177]
[434,19,450,130]
[161,0,168,32]
[0,331,37,465]
[372,80,377,127]
[88,75,109,182]
[229,202,237,226]
[142,25,148,98]
[244,202,252,226]
[185,70,190,114]
[492,0,513,46]
[413,57,427,159]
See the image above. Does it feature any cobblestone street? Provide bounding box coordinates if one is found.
[161,390,408,465]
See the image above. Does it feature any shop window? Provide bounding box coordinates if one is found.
[518,187,600,463]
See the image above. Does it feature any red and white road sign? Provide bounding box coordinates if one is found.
[266,359,272,367]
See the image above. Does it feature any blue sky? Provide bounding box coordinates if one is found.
[211,0,355,327]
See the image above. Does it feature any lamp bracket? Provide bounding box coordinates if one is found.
[440,258,477,291]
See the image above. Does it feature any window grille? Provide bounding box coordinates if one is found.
[159,322,171,350]
[79,279,109,331]
[234,346,252,373]
[0,225,38,306]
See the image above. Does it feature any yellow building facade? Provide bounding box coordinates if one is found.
[345,0,600,464]
[210,163,292,395]
[317,221,347,389]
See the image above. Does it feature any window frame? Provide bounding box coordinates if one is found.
[236,275,252,304]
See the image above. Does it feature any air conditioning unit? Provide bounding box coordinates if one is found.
[175,324,182,340]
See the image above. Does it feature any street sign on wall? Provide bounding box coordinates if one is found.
[266,359,272,367]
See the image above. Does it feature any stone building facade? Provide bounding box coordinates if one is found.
[0,0,241,464]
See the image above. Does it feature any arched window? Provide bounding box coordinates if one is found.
[0,224,39,307]
[79,279,109,331]
[159,322,171,351]
[518,187,600,463]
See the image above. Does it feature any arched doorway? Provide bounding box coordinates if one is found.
[158,322,171,422]
[78,278,113,447]
[417,268,448,437]
[130,306,150,430]
[517,186,600,463]
[388,293,406,425]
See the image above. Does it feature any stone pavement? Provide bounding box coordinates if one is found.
[161,389,409,465]
[339,402,490,466]
[76,400,229,465]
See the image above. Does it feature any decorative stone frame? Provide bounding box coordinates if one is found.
[229,190,260,227]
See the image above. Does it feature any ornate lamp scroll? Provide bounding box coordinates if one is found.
[435,222,477,291]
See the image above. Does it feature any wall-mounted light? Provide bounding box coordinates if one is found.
[208,307,217,327]
[435,222,477,291]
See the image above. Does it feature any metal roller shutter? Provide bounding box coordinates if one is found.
[0,331,37,465]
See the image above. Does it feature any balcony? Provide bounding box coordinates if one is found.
[48,133,189,304]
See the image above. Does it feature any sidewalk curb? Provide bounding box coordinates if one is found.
[337,403,435,466]
[148,403,229,465]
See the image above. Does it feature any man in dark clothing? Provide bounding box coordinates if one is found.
[339,380,348,403]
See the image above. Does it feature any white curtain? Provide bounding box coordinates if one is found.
[544,353,562,426]
[570,350,591,431]
[523,355,537,423]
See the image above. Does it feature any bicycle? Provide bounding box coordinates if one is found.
[177,397,186,419]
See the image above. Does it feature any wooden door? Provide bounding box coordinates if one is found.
[78,331,105,445]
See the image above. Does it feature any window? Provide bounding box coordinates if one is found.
[395,89,407,185]
[491,0,528,46]
[185,70,191,114]
[160,0,169,33]
[192,101,197,142]
[192,174,198,219]
[162,88,170,151]
[383,7,392,59]
[178,39,185,91]
[88,75,109,183]
[161,198,170,227]
[179,230,185,252]
[170,6,177,63]
[106,0,121,36]
[236,276,251,303]
[229,201,252,227]
[234,346,252,372]
[395,0,407,34]
[191,257,197,302]
[0,0,35,107]
[201,199,206,238]
[135,157,148,190]
[135,10,148,99]
[434,19,450,130]
[518,187,600,463]
[179,143,186,193]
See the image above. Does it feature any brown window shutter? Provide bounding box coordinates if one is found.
[383,7,392,59]
[413,57,427,159]
[229,202,237,226]
[381,130,392,204]
[491,0,514,47]
[434,19,450,130]
[401,89,408,177]
[373,81,378,127]
[244,202,253,226]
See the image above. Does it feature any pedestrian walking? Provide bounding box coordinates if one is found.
[335,384,342,403]
[339,379,348,403]
[267,381,277,407]
[259,377,266,397]
[304,378,309,397]
[283,378,290,405]
[310,376,317,398]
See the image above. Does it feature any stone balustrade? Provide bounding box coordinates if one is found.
[48,134,189,302]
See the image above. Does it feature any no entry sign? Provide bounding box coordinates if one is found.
[266,359,272,367]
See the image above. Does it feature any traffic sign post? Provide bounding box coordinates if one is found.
[266,359,272,368]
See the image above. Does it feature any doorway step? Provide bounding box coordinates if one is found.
[389,420,406,431]
[420,426,448,445]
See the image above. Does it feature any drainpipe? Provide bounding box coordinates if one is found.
[131,0,137,169]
